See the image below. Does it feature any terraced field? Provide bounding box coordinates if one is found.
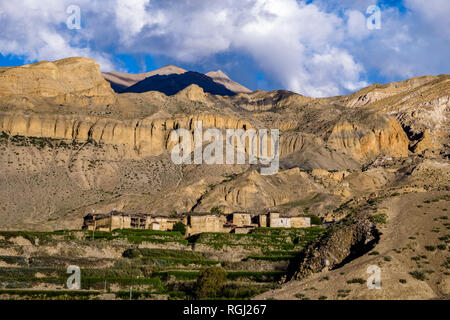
[0,227,325,300]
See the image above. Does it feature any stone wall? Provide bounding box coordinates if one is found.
[232,213,251,227]
[187,215,227,235]
[291,217,311,228]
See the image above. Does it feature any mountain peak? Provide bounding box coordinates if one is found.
[206,70,230,80]
[206,70,251,94]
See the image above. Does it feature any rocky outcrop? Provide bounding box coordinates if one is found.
[288,214,380,280]
[327,117,410,162]
[411,129,442,154]
[0,57,115,105]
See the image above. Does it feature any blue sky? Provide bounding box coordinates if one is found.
[0,0,449,97]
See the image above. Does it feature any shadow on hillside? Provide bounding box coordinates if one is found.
[118,71,236,96]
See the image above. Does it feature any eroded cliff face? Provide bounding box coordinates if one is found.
[333,74,450,156]
[326,117,410,162]
[0,57,418,163]
[0,113,254,157]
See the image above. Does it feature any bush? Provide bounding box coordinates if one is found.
[424,246,436,252]
[172,222,186,235]
[210,207,223,214]
[301,214,322,225]
[409,271,426,281]
[384,256,392,262]
[194,267,227,299]
[346,278,365,284]
[122,248,140,259]
[399,279,407,284]
[369,213,387,224]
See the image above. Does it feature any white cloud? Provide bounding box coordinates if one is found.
[0,0,115,70]
[113,0,365,97]
[0,0,449,96]
[346,10,370,40]
[115,0,151,44]
[404,0,450,39]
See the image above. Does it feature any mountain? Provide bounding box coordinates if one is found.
[121,71,237,96]
[1,56,449,299]
[102,65,187,92]
[206,70,251,93]
[103,66,251,95]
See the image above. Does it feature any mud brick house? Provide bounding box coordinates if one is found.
[83,211,179,232]
[83,211,311,235]
[186,213,227,235]
[268,212,311,228]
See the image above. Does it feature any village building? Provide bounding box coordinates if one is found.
[268,212,311,228]
[83,211,180,232]
[186,213,227,236]
[83,210,312,235]
[231,212,252,227]
[147,216,180,231]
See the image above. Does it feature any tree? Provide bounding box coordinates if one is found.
[194,267,227,299]
[172,222,186,235]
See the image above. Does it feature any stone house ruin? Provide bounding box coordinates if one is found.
[83,211,311,235]
[83,211,180,232]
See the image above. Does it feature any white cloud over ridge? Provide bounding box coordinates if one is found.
[0,0,448,97]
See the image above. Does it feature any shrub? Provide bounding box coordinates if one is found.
[210,207,223,214]
[122,248,140,259]
[384,256,392,262]
[318,296,328,300]
[424,246,436,252]
[172,222,186,235]
[409,271,426,281]
[346,278,365,284]
[437,244,446,250]
[399,279,407,284]
[369,214,387,224]
[194,267,227,299]
[368,251,379,255]
[300,214,322,225]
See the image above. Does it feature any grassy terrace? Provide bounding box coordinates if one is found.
[0,228,188,246]
[192,227,325,252]
[0,226,325,299]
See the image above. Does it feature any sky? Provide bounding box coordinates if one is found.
[0,0,449,97]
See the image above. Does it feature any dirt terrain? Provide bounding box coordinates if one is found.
[257,191,450,300]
